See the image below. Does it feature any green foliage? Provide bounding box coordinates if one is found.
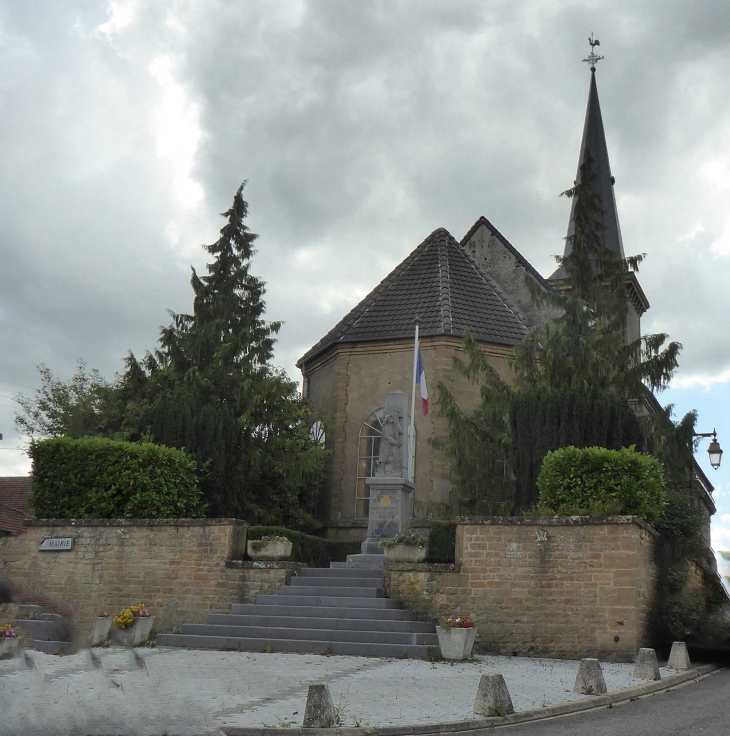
[510,386,644,509]
[380,528,426,548]
[536,446,666,522]
[432,333,516,515]
[427,521,456,563]
[326,540,362,562]
[15,361,124,440]
[29,437,205,519]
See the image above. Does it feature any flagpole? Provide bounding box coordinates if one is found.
[409,319,419,483]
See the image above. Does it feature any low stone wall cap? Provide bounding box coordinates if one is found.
[26,518,248,527]
[454,515,658,535]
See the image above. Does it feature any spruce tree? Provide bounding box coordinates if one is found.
[123,183,325,526]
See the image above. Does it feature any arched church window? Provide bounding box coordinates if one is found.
[356,409,415,518]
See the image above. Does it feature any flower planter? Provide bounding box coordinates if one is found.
[247,539,293,561]
[436,626,477,660]
[90,617,112,646]
[383,544,428,563]
[112,616,154,647]
[0,637,19,660]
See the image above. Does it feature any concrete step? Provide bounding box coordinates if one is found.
[299,568,384,580]
[179,623,437,646]
[229,604,419,621]
[331,554,385,570]
[278,585,384,598]
[155,633,435,659]
[27,639,75,655]
[13,619,72,642]
[289,575,383,588]
[255,595,398,609]
[206,613,434,633]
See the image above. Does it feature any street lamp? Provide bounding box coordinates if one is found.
[694,429,723,470]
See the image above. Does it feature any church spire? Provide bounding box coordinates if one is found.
[550,36,624,280]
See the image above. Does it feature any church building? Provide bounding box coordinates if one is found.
[297,54,714,543]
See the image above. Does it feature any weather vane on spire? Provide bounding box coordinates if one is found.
[582,33,604,71]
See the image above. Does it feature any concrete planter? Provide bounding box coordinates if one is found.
[436,626,477,660]
[90,617,112,646]
[112,616,154,647]
[383,544,428,563]
[247,540,293,561]
[0,637,19,660]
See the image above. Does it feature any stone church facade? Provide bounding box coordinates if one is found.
[297,68,714,542]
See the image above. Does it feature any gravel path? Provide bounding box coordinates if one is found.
[0,647,670,735]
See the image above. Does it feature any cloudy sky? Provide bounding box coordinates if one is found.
[2,0,730,547]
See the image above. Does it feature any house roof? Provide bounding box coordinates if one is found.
[550,69,624,281]
[0,476,32,535]
[298,227,530,367]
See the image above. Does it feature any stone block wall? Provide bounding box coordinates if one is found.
[387,516,658,662]
[0,519,250,643]
[226,560,305,603]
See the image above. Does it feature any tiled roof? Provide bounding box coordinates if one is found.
[298,228,530,366]
[0,476,32,535]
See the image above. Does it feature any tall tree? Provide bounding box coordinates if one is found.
[123,183,325,526]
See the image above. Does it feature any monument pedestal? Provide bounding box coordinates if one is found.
[361,476,414,554]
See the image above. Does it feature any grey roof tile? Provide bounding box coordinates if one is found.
[298,228,529,366]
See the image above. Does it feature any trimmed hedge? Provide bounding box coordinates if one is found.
[247,526,360,566]
[427,521,456,563]
[30,437,205,519]
[536,445,666,523]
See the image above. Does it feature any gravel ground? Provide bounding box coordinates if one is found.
[0,647,670,735]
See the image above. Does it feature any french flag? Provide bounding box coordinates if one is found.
[416,348,429,416]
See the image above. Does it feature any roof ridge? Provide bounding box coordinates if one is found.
[436,232,454,334]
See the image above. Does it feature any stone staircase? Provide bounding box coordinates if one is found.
[157,556,438,658]
[14,604,74,654]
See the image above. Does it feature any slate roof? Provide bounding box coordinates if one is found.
[551,69,624,281]
[298,228,530,367]
[0,476,32,535]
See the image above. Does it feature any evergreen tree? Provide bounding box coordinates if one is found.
[121,183,325,526]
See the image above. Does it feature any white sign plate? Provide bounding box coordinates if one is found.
[39,537,74,551]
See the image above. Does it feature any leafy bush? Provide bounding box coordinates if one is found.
[428,521,456,563]
[30,437,205,518]
[536,445,666,523]
[326,540,361,562]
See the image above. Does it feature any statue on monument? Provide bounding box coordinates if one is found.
[377,409,403,477]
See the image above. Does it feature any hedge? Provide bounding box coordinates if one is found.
[29,437,205,519]
[536,445,666,523]
[427,521,456,563]
[247,526,360,566]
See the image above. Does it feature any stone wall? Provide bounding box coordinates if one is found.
[226,560,305,603]
[386,516,658,662]
[0,519,253,644]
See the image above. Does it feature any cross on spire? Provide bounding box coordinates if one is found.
[582,33,604,72]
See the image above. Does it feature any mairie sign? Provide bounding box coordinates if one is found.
[39,537,74,551]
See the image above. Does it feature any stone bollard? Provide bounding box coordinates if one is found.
[573,658,607,695]
[667,641,691,671]
[473,673,515,717]
[632,648,661,681]
[303,683,337,728]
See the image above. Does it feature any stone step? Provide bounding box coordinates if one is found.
[255,595,398,609]
[229,603,419,621]
[155,633,435,659]
[26,639,75,655]
[13,618,72,642]
[331,554,385,570]
[278,585,384,598]
[299,568,384,580]
[289,575,382,588]
[206,613,433,633]
[180,624,438,646]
